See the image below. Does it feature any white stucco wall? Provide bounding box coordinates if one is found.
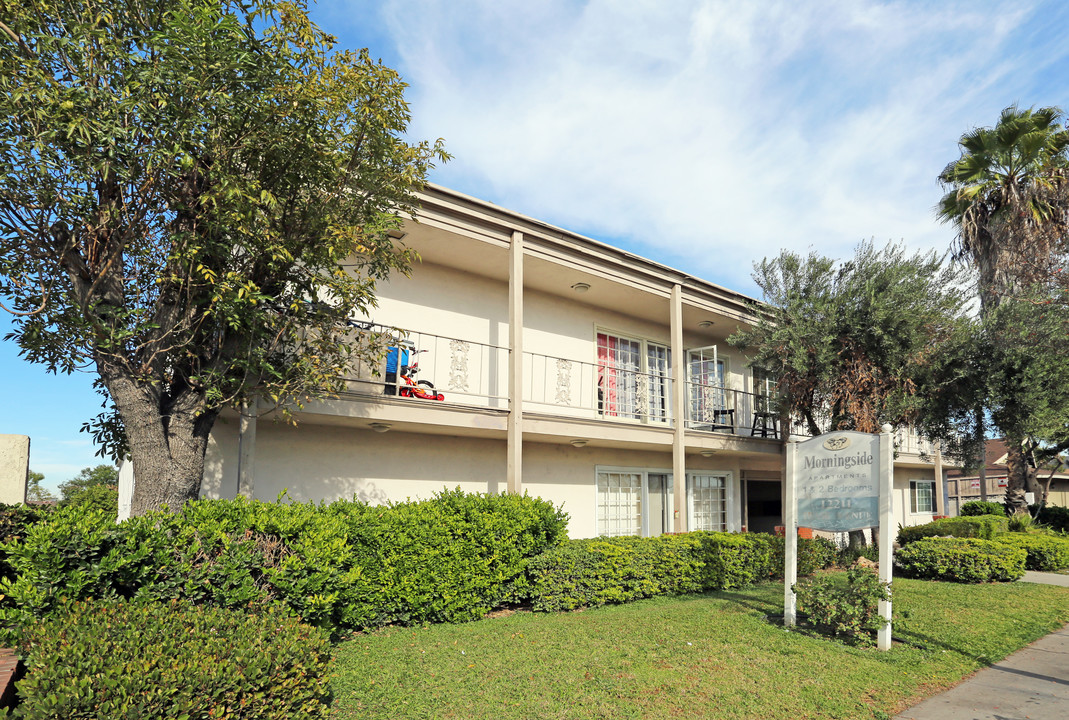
[0,434,29,505]
[892,466,939,529]
[201,419,747,539]
[204,421,506,506]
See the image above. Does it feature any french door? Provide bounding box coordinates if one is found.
[596,468,731,536]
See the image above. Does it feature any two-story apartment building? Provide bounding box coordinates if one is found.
[120,185,951,537]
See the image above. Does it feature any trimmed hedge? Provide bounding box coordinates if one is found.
[526,535,706,611]
[765,535,839,578]
[960,500,1006,517]
[1033,504,1069,533]
[525,532,837,612]
[13,600,332,719]
[897,515,1009,545]
[0,489,567,632]
[994,533,1069,571]
[894,538,1026,583]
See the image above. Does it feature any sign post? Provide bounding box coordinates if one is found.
[784,425,894,650]
[877,424,893,651]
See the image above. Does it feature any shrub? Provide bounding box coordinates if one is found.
[696,532,778,587]
[525,532,776,612]
[897,515,1009,545]
[795,568,890,646]
[0,504,54,545]
[13,600,332,719]
[1033,504,1069,533]
[0,503,55,584]
[763,535,839,578]
[960,500,1006,517]
[894,538,1026,583]
[60,483,118,515]
[332,488,568,626]
[993,533,1069,571]
[1006,511,1036,533]
[0,489,568,631]
[837,543,879,567]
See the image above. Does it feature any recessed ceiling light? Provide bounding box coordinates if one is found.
[699,449,716,457]
[369,422,392,433]
[698,320,714,328]
[570,439,588,448]
[570,282,591,293]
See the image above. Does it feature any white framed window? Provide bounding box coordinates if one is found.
[688,473,729,531]
[596,331,671,422]
[688,346,730,428]
[752,367,778,410]
[596,470,644,536]
[910,479,935,514]
[596,467,732,536]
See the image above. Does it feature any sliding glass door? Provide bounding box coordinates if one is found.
[596,468,732,536]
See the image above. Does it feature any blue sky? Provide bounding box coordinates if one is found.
[4,0,1069,490]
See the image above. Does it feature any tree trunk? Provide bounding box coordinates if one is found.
[848,529,867,549]
[98,358,218,516]
[976,408,988,502]
[1004,438,1031,513]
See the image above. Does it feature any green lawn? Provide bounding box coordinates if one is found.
[331,577,1069,720]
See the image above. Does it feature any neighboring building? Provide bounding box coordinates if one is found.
[946,438,1069,514]
[124,185,955,537]
[0,435,29,506]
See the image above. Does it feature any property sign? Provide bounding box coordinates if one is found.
[794,432,880,532]
[784,426,894,651]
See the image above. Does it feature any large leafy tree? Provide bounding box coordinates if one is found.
[25,470,55,503]
[730,242,973,546]
[938,105,1069,511]
[58,464,118,506]
[730,241,972,444]
[0,0,447,515]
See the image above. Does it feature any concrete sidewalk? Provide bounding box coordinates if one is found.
[894,572,1069,720]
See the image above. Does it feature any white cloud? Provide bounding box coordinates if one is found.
[337,0,1069,293]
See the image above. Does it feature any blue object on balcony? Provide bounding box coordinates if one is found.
[386,346,410,373]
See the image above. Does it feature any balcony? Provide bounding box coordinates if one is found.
[340,325,786,436]
[334,325,941,456]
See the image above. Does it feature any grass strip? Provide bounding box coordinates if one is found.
[331,576,1069,720]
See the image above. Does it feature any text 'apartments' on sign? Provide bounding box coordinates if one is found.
[796,431,880,532]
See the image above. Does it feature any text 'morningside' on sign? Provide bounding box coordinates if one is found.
[795,431,880,532]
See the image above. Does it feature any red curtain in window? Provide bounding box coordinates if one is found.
[597,333,618,414]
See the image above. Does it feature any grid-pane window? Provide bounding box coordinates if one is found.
[753,368,778,413]
[689,474,727,531]
[910,480,935,514]
[597,471,642,536]
[646,344,671,422]
[689,349,727,426]
[597,332,670,422]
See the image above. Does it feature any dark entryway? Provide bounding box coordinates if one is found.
[745,479,782,534]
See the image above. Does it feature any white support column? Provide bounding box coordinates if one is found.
[507,230,524,495]
[933,441,945,516]
[783,438,798,627]
[671,284,687,532]
[237,398,257,499]
[117,459,134,521]
[878,424,895,651]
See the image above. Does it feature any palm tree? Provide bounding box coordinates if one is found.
[938,104,1069,512]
